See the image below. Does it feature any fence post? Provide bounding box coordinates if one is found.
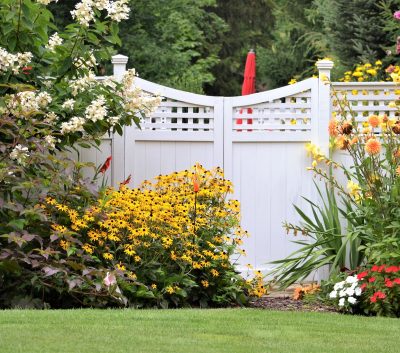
[314,59,334,282]
[112,54,129,80]
[110,54,129,186]
[315,59,334,156]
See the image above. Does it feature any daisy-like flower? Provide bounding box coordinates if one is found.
[365,138,381,155]
[368,114,381,128]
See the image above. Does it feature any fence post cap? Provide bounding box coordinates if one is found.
[315,59,334,70]
[111,54,129,64]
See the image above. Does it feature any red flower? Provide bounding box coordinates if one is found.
[385,266,399,273]
[370,291,386,303]
[385,279,393,288]
[22,66,32,75]
[371,265,380,272]
[393,278,400,285]
[369,277,376,283]
[360,283,367,290]
[192,175,199,193]
[357,271,369,280]
[120,174,131,186]
[99,156,112,174]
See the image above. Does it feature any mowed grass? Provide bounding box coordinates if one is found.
[0,309,399,353]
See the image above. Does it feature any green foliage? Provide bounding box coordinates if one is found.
[119,0,226,94]
[205,0,274,95]
[270,182,363,288]
[256,0,326,89]
[1,167,253,308]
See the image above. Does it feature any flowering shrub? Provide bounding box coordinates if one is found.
[22,165,252,308]
[328,275,362,313]
[356,265,400,317]
[0,1,162,307]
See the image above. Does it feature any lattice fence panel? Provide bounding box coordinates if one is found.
[331,84,399,132]
[137,97,214,132]
[232,90,312,132]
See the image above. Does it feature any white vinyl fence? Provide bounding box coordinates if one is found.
[79,55,398,277]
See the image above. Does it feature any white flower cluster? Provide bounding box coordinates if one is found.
[120,69,161,116]
[60,116,86,134]
[73,53,97,70]
[107,0,130,22]
[10,144,29,165]
[45,32,63,52]
[70,71,96,96]
[85,95,107,122]
[329,275,362,308]
[7,91,52,117]
[71,0,130,27]
[62,99,75,111]
[0,47,32,74]
[44,135,59,149]
[36,0,58,5]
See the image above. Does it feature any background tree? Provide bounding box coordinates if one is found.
[205,0,274,96]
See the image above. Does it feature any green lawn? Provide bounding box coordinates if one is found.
[0,309,399,353]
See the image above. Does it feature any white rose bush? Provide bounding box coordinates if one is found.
[0,0,160,308]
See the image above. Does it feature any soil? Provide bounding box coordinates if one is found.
[248,296,338,313]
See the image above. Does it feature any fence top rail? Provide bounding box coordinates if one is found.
[226,78,317,107]
[332,82,397,88]
[135,77,222,106]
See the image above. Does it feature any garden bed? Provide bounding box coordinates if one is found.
[249,296,338,313]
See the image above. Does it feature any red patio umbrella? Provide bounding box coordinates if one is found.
[238,49,256,129]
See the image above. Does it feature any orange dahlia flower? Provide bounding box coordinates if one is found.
[368,114,381,128]
[365,138,381,155]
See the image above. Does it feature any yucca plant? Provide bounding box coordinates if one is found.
[269,181,364,289]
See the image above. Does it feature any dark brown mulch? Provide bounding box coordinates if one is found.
[249,296,339,313]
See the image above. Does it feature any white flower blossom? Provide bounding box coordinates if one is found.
[338,298,345,307]
[329,290,337,299]
[345,287,355,297]
[62,99,75,111]
[36,91,52,108]
[71,0,95,27]
[44,135,58,149]
[354,287,362,296]
[7,91,39,117]
[347,297,357,305]
[107,0,130,22]
[0,47,32,74]
[333,281,344,291]
[70,71,96,96]
[44,111,58,123]
[45,32,63,52]
[345,275,358,284]
[73,53,97,70]
[94,0,109,10]
[339,289,347,297]
[109,116,120,126]
[60,116,86,134]
[85,95,107,122]
[37,0,58,5]
[10,144,29,165]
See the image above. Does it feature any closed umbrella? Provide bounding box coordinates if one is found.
[238,49,256,129]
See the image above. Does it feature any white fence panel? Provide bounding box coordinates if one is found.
[79,57,398,278]
[225,78,319,273]
[124,77,224,187]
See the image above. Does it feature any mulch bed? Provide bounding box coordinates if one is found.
[249,296,339,313]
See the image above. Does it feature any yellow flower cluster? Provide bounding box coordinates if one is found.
[248,270,267,298]
[340,61,382,82]
[46,165,256,301]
